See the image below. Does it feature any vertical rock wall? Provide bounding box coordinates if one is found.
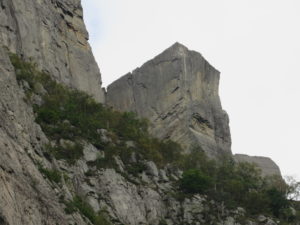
[0,0,104,102]
[0,47,87,225]
[106,43,231,156]
[0,0,104,223]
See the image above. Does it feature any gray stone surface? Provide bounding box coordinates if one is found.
[234,154,282,177]
[0,47,86,225]
[0,0,105,102]
[0,1,286,224]
[107,42,231,156]
[0,47,286,224]
[83,143,99,162]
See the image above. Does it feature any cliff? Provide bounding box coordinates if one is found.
[0,0,104,102]
[0,1,295,225]
[106,43,231,157]
[0,0,103,224]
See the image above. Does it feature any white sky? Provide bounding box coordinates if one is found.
[81,0,300,179]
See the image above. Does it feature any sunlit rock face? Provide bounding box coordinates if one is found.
[0,0,105,102]
[106,43,231,157]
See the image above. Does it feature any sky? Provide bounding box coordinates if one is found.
[81,0,300,179]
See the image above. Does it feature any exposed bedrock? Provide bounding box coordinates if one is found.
[106,43,231,157]
[0,0,104,102]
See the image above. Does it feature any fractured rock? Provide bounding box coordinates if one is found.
[107,42,231,157]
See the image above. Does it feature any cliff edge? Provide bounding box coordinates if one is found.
[107,43,231,157]
[0,0,104,102]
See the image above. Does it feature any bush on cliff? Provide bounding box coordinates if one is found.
[9,53,183,168]
[10,54,298,223]
[180,169,213,194]
[177,150,294,220]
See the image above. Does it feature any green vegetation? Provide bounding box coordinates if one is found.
[9,53,181,168]
[45,142,83,165]
[158,219,168,225]
[176,148,298,222]
[39,166,62,184]
[10,54,300,224]
[180,169,213,194]
[65,196,111,225]
[126,162,147,177]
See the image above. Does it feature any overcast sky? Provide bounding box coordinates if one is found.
[81,0,300,179]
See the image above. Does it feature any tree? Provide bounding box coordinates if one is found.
[285,176,300,201]
[180,169,213,194]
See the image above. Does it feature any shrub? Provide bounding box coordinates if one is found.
[159,219,168,225]
[126,162,147,177]
[266,188,289,217]
[177,146,216,175]
[39,166,61,184]
[180,169,213,194]
[46,142,83,165]
[65,196,111,225]
[10,54,186,168]
[10,54,298,223]
[244,191,270,215]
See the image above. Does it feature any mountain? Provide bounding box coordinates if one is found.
[107,42,231,157]
[0,1,297,225]
[106,42,281,177]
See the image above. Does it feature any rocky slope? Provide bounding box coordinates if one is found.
[0,0,103,223]
[1,48,286,225]
[0,47,87,225]
[0,0,104,102]
[106,43,231,157]
[0,47,290,225]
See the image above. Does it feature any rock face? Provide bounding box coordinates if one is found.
[0,0,104,223]
[106,43,231,156]
[234,154,282,177]
[0,1,287,224]
[0,0,104,102]
[0,47,86,225]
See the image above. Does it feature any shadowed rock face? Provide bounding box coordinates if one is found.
[234,154,282,177]
[106,43,231,156]
[0,47,88,225]
[0,0,105,102]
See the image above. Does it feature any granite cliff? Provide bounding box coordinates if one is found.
[106,43,281,177]
[0,0,103,224]
[107,43,231,157]
[0,0,105,102]
[0,0,294,225]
